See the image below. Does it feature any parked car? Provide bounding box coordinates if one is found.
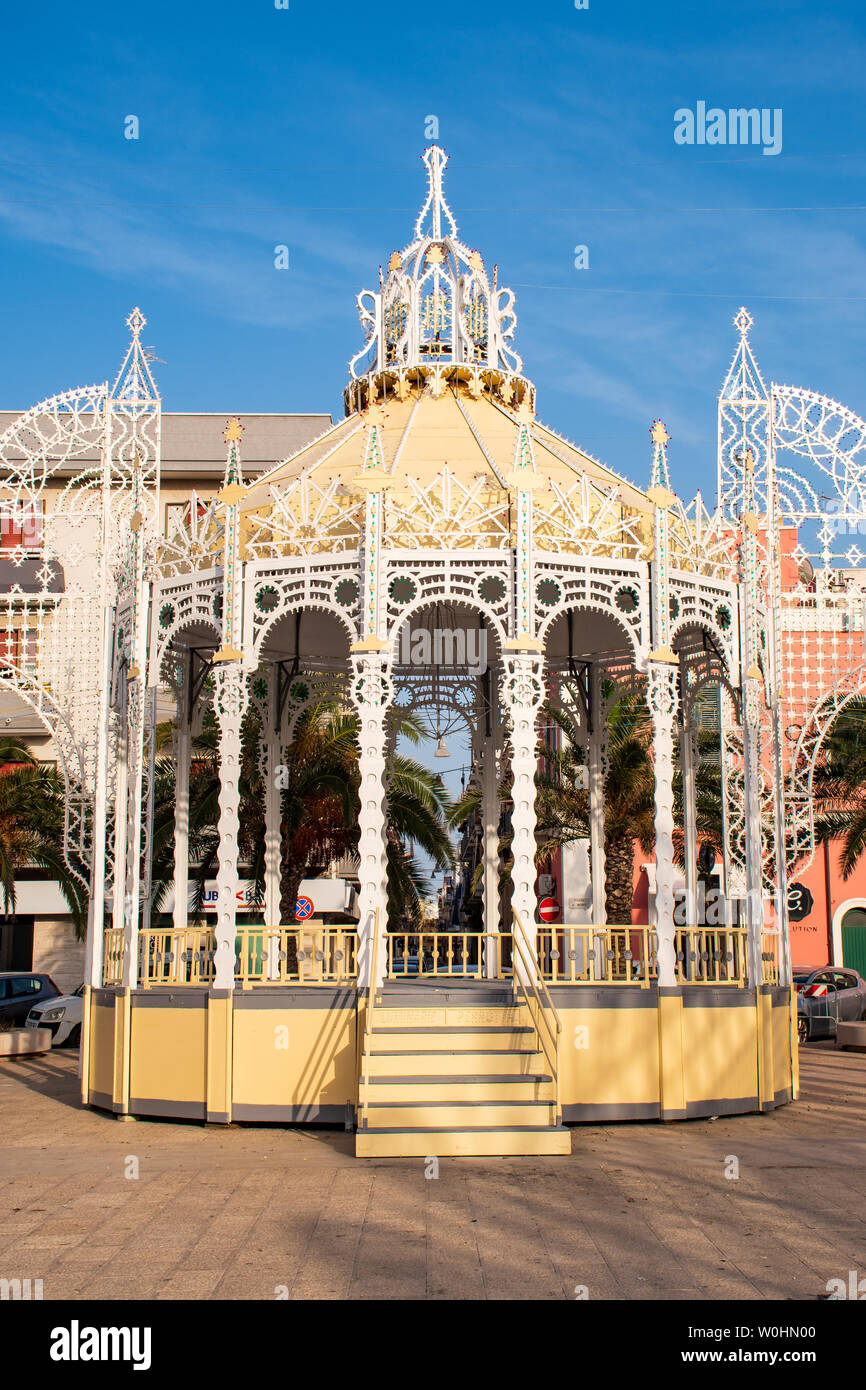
[794,966,866,1042]
[25,984,84,1047]
[0,972,60,1027]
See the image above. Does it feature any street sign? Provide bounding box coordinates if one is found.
[295,896,314,921]
[787,882,814,922]
[538,896,559,923]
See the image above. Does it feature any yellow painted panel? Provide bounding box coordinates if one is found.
[232,1006,357,1107]
[557,1008,660,1107]
[130,1006,207,1104]
[772,993,795,1096]
[682,1006,758,1103]
[88,1002,116,1099]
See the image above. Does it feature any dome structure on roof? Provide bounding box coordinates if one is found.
[345,144,532,416]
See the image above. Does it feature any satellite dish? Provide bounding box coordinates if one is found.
[797,557,814,588]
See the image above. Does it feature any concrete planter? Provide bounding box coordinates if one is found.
[836,1021,866,1052]
[0,1028,52,1056]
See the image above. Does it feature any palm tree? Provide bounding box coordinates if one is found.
[536,696,656,921]
[150,700,455,930]
[0,739,88,937]
[813,696,866,877]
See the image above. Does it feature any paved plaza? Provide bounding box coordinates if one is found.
[0,1044,862,1301]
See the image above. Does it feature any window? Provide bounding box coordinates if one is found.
[9,976,40,996]
[0,502,43,553]
[0,629,37,674]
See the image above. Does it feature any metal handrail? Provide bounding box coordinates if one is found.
[512,910,562,1124]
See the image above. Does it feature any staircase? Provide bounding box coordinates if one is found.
[355,980,571,1158]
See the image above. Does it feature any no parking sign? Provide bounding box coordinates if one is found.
[295,896,314,921]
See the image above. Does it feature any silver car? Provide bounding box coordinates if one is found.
[794,966,866,1043]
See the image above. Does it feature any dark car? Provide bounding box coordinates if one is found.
[794,966,866,1043]
[0,972,61,1027]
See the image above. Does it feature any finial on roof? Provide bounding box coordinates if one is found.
[111,306,159,403]
[734,306,753,340]
[347,147,524,389]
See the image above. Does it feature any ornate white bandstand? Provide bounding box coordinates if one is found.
[14,146,866,1152]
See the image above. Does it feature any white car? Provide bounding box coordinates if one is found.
[25,984,84,1047]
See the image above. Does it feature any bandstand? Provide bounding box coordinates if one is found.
[4,146,826,1157]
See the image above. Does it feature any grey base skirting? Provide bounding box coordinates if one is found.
[88,1089,118,1113]
[130,1097,207,1120]
[562,1090,794,1124]
[231,1103,348,1123]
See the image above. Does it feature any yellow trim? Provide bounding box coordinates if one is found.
[647,485,676,508]
[212,645,244,663]
[503,637,543,652]
[218,482,248,505]
[648,645,678,664]
[350,637,391,653]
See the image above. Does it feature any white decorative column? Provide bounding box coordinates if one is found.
[350,407,393,990]
[264,665,282,927]
[650,661,680,986]
[588,663,607,928]
[647,420,681,987]
[210,416,250,990]
[351,655,392,989]
[501,654,544,973]
[679,712,699,929]
[740,446,767,987]
[481,730,502,976]
[120,466,150,990]
[172,682,191,934]
[211,663,248,990]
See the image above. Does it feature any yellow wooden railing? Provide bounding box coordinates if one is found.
[512,910,562,1125]
[760,930,782,986]
[385,930,512,979]
[536,925,653,987]
[101,928,125,985]
[138,927,216,988]
[236,926,358,987]
[674,926,748,986]
[109,922,754,992]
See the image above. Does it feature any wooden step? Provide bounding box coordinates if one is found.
[356,1126,572,1158]
[363,1101,556,1127]
[364,1049,545,1077]
[372,1006,527,1028]
[369,1026,535,1052]
[359,1074,555,1103]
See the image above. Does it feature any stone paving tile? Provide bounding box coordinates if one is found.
[0,1045,864,1299]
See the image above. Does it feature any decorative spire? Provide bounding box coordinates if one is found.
[111,306,160,403]
[213,417,247,663]
[648,419,672,494]
[413,145,458,243]
[720,306,768,405]
[222,416,244,493]
[648,419,677,665]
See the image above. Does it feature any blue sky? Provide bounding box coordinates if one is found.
[2,0,866,500]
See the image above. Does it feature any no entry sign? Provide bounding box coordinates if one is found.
[538,896,560,923]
